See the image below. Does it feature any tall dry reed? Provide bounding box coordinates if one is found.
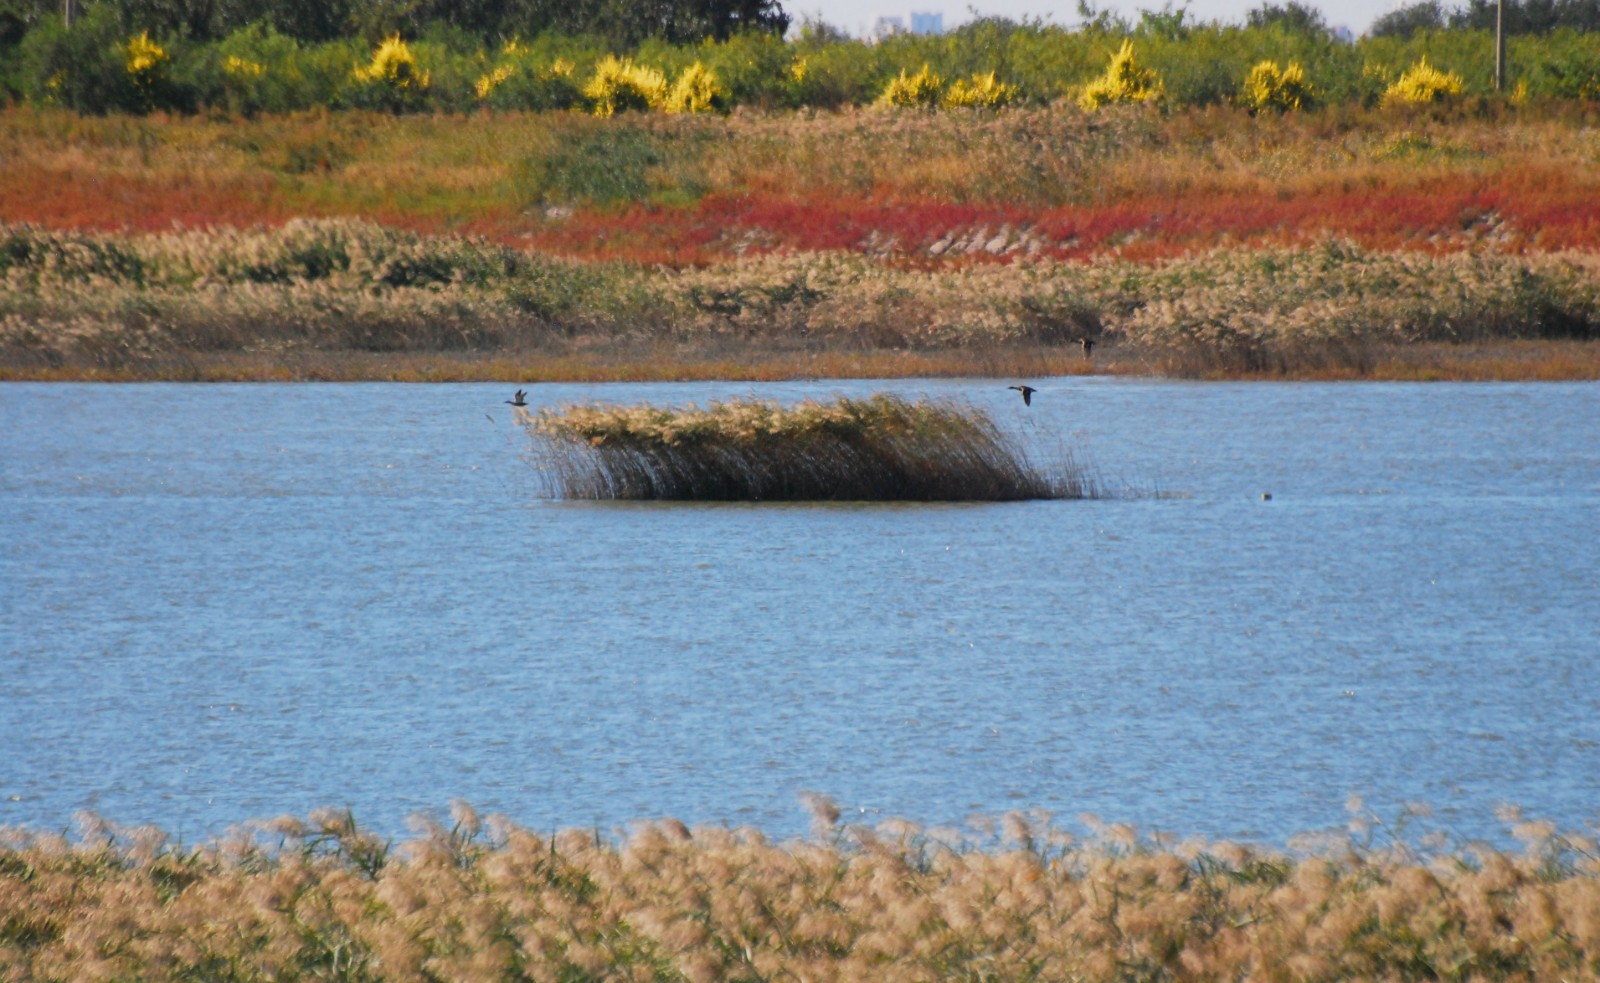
[2,801,1597,982]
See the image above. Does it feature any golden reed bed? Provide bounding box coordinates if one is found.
[3,801,1598,981]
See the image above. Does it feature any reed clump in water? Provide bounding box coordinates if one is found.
[527,394,1093,501]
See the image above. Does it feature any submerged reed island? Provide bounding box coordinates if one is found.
[525,394,1092,500]
[2,802,1598,982]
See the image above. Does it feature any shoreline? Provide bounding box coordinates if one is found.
[4,340,1598,384]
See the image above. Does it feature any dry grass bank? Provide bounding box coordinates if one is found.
[5,107,1600,382]
[6,340,1599,383]
[3,220,1597,381]
[3,802,1598,982]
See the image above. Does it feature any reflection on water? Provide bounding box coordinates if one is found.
[2,379,1597,844]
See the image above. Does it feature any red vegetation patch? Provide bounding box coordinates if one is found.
[0,166,298,232]
[501,182,1600,265]
[8,163,1600,264]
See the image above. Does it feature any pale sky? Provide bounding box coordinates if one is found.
[794,0,1403,38]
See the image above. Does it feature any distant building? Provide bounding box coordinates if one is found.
[869,9,942,39]
[870,14,905,38]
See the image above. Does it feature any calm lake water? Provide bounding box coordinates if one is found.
[2,379,1597,847]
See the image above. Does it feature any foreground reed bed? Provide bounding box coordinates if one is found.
[3,802,1597,982]
[527,394,1090,500]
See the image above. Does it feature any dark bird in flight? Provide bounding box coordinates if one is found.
[1080,337,1096,356]
[1008,385,1038,406]
[505,389,527,407]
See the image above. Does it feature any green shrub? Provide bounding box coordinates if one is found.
[514,117,713,207]
[1525,34,1600,100]
[15,6,185,113]
[476,54,585,111]
[692,32,800,109]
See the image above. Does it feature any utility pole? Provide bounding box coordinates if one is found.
[1491,0,1504,92]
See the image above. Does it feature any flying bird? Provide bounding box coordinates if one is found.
[1008,385,1038,406]
[505,389,527,407]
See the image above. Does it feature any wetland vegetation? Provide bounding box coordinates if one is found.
[3,0,1599,380]
[4,201,1599,382]
[3,801,1599,982]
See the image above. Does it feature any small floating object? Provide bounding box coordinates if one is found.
[1261,492,1273,501]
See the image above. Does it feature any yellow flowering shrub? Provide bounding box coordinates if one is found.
[943,71,1020,109]
[878,64,944,108]
[124,32,168,90]
[475,64,514,100]
[664,61,726,114]
[222,56,266,79]
[477,38,531,98]
[1385,57,1465,104]
[352,35,430,92]
[583,55,667,117]
[1078,40,1163,110]
[1241,60,1313,112]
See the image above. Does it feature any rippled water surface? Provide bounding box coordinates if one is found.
[3,379,1597,844]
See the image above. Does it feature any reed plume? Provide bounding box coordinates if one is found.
[3,804,1597,983]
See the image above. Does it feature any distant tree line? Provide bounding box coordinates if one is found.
[0,0,789,47]
[1373,0,1600,38]
[6,0,1599,52]
[1,0,1596,115]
